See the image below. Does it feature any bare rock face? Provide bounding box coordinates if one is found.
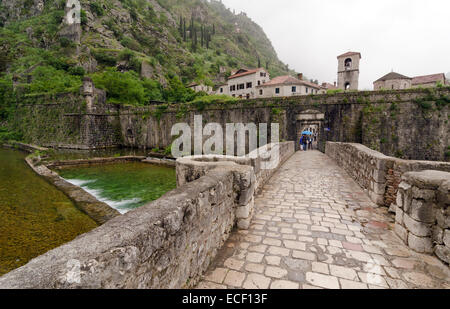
[141,61,154,79]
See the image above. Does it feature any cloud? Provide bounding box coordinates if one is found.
[221,0,450,89]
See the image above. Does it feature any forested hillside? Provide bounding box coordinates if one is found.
[0,0,291,107]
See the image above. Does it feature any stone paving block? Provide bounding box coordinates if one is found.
[204,268,228,284]
[268,246,290,257]
[330,265,359,281]
[293,250,316,261]
[265,266,288,279]
[245,263,265,274]
[224,270,246,287]
[270,280,300,289]
[246,252,264,263]
[305,272,340,289]
[224,258,244,271]
[339,279,368,289]
[312,262,329,275]
[265,256,281,266]
[283,240,307,251]
[242,274,271,289]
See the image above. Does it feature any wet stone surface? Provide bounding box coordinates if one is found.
[197,151,450,289]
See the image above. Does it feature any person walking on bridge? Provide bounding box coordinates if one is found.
[300,135,308,151]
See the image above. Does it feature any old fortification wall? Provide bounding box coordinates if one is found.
[394,170,449,264]
[325,142,450,208]
[0,142,294,288]
[10,87,450,161]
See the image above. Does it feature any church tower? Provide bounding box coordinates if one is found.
[337,52,361,90]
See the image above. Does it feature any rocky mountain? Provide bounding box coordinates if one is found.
[0,0,291,93]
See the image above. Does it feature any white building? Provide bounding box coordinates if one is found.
[256,75,321,98]
[216,68,270,99]
[187,82,214,94]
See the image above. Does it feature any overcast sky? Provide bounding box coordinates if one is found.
[221,0,450,90]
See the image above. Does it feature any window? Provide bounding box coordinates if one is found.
[220,88,223,93]
[259,89,263,95]
[292,86,296,93]
[246,82,252,89]
[306,87,308,94]
[246,94,250,99]
[275,88,280,94]
[345,58,352,68]
[345,82,351,90]
[258,81,261,86]
[260,72,267,77]
[239,84,245,90]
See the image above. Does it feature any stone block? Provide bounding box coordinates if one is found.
[373,169,386,183]
[434,245,450,264]
[436,209,450,229]
[396,191,404,209]
[236,198,254,219]
[373,182,386,195]
[395,207,404,225]
[369,191,384,206]
[403,213,431,237]
[444,230,450,247]
[237,217,252,230]
[432,226,444,245]
[409,199,435,223]
[394,224,408,244]
[411,186,435,201]
[407,233,433,254]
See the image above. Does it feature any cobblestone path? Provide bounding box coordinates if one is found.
[197,151,450,289]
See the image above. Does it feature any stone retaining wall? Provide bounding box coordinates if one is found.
[0,142,294,288]
[394,170,449,264]
[325,142,450,207]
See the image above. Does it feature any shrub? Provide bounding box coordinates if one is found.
[28,66,82,94]
[92,50,117,66]
[91,68,147,105]
[90,2,105,16]
[68,66,85,76]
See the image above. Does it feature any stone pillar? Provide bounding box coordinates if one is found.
[394,170,450,263]
[82,76,94,113]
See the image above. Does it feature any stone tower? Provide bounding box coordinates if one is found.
[337,52,361,91]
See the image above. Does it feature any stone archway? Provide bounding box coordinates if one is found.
[296,110,325,151]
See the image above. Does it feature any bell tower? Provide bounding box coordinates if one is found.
[337,52,361,91]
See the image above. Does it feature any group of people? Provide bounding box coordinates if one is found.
[299,134,315,151]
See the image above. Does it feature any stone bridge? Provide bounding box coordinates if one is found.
[197,147,450,289]
[0,142,448,289]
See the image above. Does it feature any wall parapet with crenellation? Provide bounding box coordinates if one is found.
[0,142,294,288]
[325,142,450,207]
[393,170,449,264]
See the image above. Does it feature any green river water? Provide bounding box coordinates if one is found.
[0,148,98,276]
[0,148,177,276]
[57,162,177,214]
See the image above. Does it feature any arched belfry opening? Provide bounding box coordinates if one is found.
[345,82,351,90]
[344,58,352,69]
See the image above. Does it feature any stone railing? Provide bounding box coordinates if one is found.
[394,170,449,264]
[177,142,295,229]
[325,142,450,207]
[0,142,294,288]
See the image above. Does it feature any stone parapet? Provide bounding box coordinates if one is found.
[326,142,450,207]
[176,142,295,230]
[394,170,449,264]
[0,142,294,288]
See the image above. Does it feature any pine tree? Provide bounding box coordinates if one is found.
[183,18,187,41]
[201,25,204,47]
